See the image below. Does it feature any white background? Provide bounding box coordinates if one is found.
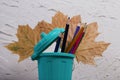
[0,0,120,80]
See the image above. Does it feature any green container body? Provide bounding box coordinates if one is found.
[37,52,75,80]
[31,28,74,80]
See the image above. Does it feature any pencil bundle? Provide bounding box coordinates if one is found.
[55,18,87,54]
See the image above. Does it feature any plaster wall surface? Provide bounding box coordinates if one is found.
[0,0,120,80]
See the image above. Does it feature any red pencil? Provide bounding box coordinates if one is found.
[71,32,85,54]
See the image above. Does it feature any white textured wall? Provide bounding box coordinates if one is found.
[0,0,120,80]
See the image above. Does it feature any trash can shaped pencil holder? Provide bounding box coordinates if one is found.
[31,28,75,80]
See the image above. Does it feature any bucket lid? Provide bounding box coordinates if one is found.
[31,28,65,60]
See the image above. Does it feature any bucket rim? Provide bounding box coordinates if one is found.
[39,52,75,58]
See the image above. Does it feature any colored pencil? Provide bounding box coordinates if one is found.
[54,35,61,52]
[61,17,70,52]
[73,25,80,39]
[71,32,85,54]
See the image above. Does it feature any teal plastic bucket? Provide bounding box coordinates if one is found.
[37,52,75,80]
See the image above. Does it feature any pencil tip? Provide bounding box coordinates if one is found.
[67,17,70,24]
[68,17,70,19]
[84,23,87,32]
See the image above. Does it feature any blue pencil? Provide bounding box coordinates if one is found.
[73,25,80,39]
[54,36,61,52]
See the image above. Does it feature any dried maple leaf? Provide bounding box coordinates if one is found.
[52,11,68,28]
[33,20,54,42]
[75,22,110,64]
[5,12,81,62]
[5,25,36,62]
[5,11,110,64]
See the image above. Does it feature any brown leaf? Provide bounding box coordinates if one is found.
[34,20,53,34]
[83,22,99,42]
[52,11,68,28]
[70,15,81,24]
[33,20,54,43]
[5,25,35,62]
[5,11,110,64]
[76,22,110,64]
[76,42,110,65]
